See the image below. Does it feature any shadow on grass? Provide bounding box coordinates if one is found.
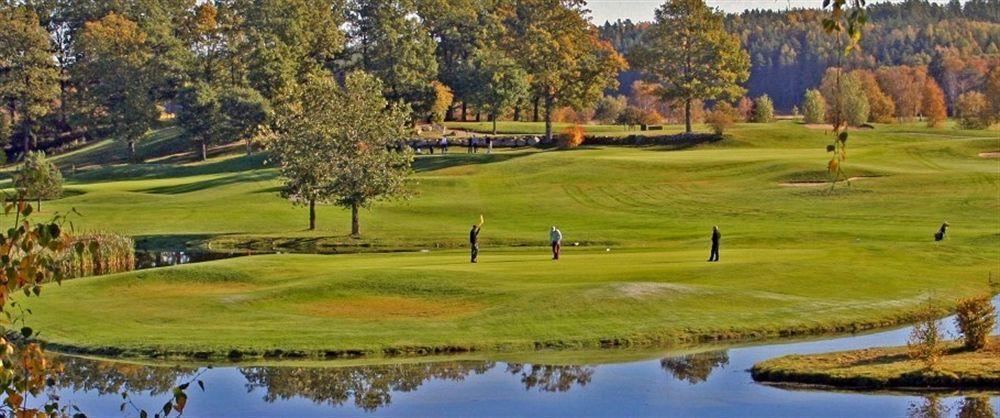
[69,153,270,183]
[412,150,534,173]
[138,170,277,195]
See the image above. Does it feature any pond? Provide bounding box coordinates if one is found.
[134,250,249,270]
[41,297,999,417]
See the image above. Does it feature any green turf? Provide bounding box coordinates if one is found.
[12,120,1000,358]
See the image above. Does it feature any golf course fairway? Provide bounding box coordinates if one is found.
[13,121,1000,359]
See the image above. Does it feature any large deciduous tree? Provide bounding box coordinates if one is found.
[348,0,439,119]
[0,6,60,156]
[176,82,271,160]
[73,13,158,161]
[270,71,413,235]
[470,49,529,134]
[501,0,626,142]
[631,0,749,133]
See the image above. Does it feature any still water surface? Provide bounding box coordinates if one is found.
[46,298,999,417]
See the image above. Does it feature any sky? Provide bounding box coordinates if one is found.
[586,0,951,23]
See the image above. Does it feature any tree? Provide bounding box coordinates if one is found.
[594,95,627,124]
[469,50,529,134]
[428,81,453,125]
[270,71,413,235]
[631,0,749,133]
[73,13,158,161]
[616,106,644,130]
[501,0,626,141]
[218,86,272,155]
[177,83,273,160]
[853,69,896,123]
[802,89,826,124]
[820,69,869,127]
[751,95,774,123]
[987,67,1000,126]
[176,82,223,161]
[876,65,928,122]
[955,91,989,129]
[349,0,439,118]
[922,77,947,127]
[14,151,63,210]
[0,6,60,156]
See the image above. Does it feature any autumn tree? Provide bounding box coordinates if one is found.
[802,89,826,124]
[853,69,895,123]
[594,95,627,124]
[986,67,1000,125]
[348,0,439,118]
[73,13,158,161]
[631,0,749,133]
[428,81,453,125]
[270,71,413,235]
[0,6,60,156]
[876,65,928,121]
[469,49,529,134]
[501,0,626,141]
[922,77,947,127]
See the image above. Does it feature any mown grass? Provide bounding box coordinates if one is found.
[11,120,1000,359]
[751,337,1000,389]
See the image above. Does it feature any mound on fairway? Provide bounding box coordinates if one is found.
[14,121,1000,359]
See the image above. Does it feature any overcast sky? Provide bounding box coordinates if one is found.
[586,0,952,23]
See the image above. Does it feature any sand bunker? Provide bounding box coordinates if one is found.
[978,151,1000,158]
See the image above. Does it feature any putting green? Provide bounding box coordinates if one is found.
[14,121,1000,358]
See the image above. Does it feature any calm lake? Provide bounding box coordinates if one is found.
[43,297,999,417]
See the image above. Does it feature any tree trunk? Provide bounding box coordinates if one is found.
[309,199,316,231]
[246,138,253,156]
[492,115,498,135]
[351,202,360,237]
[21,119,31,157]
[201,141,208,161]
[475,111,481,122]
[544,96,554,143]
[37,197,41,211]
[513,105,521,121]
[685,98,693,133]
[533,97,540,122]
[128,139,136,161]
[461,101,467,121]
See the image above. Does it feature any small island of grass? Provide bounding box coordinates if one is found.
[751,336,1000,390]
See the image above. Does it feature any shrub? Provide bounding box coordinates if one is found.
[922,78,947,128]
[955,91,989,130]
[954,294,997,351]
[736,97,753,122]
[751,95,774,123]
[558,125,585,149]
[802,89,826,124]
[13,151,63,210]
[706,102,737,134]
[58,231,136,278]
[908,302,945,369]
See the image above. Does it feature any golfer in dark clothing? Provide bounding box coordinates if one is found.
[708,226,721,262]
[470,215,484,263]
[934,222,949,241]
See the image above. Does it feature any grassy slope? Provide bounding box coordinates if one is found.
[13,121,1000,358]
[751,337,1000,389]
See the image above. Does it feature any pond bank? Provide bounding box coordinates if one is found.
[751,337,1000,390]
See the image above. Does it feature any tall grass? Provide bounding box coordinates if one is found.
[59,232,135,278]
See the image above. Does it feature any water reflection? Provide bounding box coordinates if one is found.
[505,364,595,393]
[956,396,997,418]
[52,356,196,396]
[134,251,245,270]
[240,362,494,411]
[660,350,729,384]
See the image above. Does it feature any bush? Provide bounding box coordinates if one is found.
[736,97,753,122]
[706,102,737,134]
[13,151,63,209]
[955,91,989,130]
[59,232,136,278]
[751,95,774,123]
[954,294,996,351]
[558,125,585,149]
[802,89,826,124]
[908,302,945,369]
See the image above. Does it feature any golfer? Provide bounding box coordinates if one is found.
[470,215,484,263]
[550,226,563,260]
[708,226,721,262]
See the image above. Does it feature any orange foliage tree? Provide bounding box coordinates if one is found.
[922,78,948,127]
